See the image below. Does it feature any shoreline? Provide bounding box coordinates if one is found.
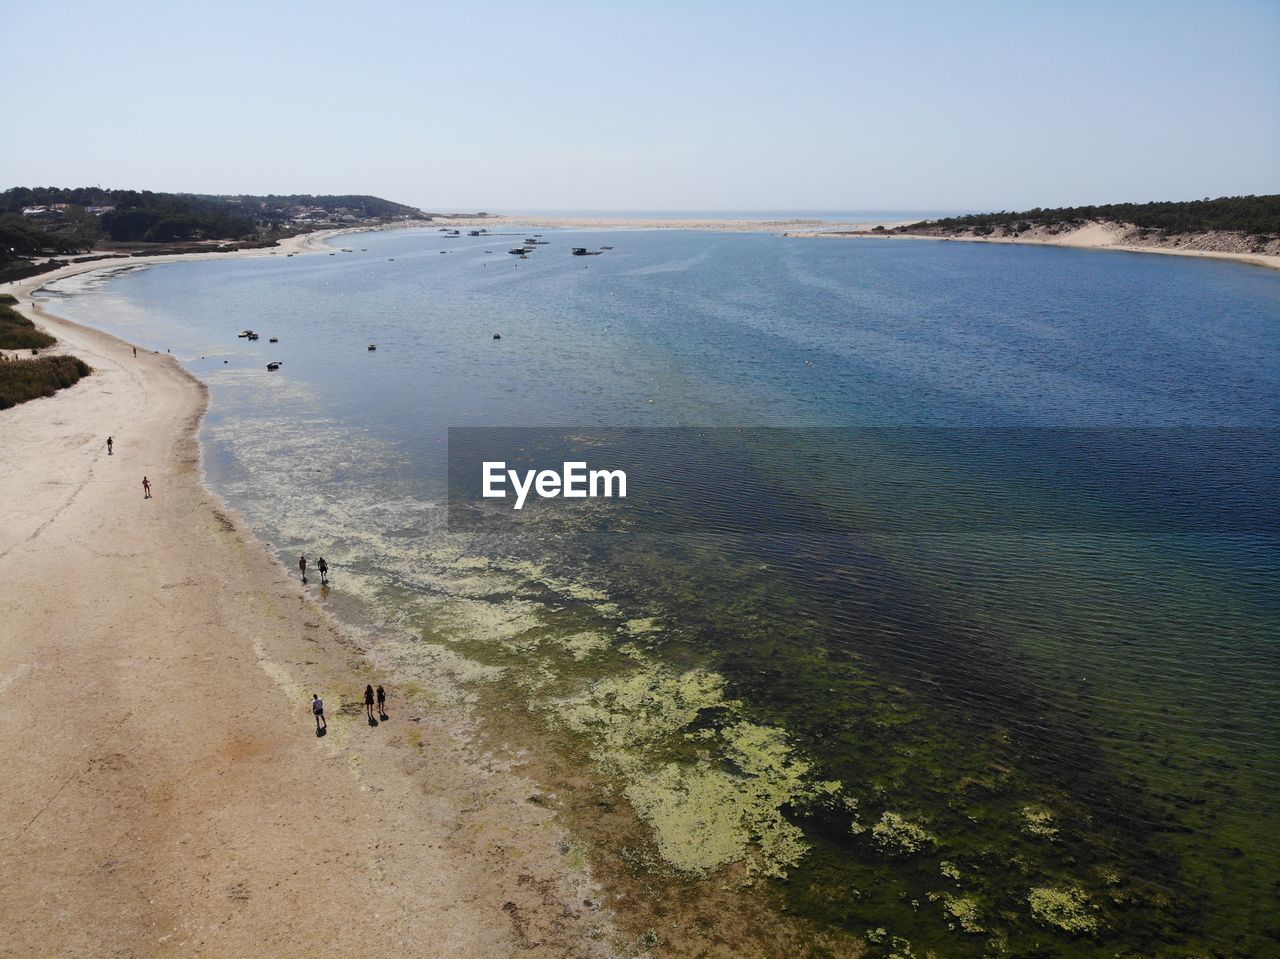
[784,221,1280,272]
[0,238,618,956]
[429,213,917,233]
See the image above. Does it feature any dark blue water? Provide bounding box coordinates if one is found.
[45,228,1280,958]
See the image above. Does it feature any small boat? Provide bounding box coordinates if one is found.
[571,247,602,256]
[238,330,253,338]
[601,245,614,250]
[269,337,278,343]
[246,333,259,341]
[266,362,281,371]
[509,247,532,255]
[493,333,501,340]
[368,344,377,351]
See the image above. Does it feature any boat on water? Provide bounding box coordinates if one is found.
[509,247,532,255]
[571,247,603,256]
[368,344,377,351]
[269,337,279,343]
[266,362,281,371]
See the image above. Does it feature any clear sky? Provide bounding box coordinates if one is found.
[2,0,1276,213]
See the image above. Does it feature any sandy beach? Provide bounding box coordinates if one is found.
[0,242,616,957]
[785,220,1280,271]
[429,213,915,233]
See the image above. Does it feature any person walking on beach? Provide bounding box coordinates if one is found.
[364,684,376,723]
[132,346,137,358]
[312,693,326,733]
[376,684,386,718]
[142,476,151,499]
[106,436,113,456]
[317,557,329,585]
[298,554,307,584]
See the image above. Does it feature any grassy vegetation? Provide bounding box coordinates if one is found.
[906,194,1280,237]
[0,299,56,350]
[0,354,91,409]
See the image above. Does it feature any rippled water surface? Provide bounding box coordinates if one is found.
[47,229,1280,957]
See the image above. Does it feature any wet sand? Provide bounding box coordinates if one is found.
[0,244,616,957]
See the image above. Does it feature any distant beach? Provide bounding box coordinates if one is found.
[785,219,1280,271]
[430,212,920,233]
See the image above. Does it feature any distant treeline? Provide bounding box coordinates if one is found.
[0,187,424,248]
[0,215,83,259]
[907,194,1280,236]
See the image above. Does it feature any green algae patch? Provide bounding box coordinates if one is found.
[939,893,984,934]
[870,811,936,856]
[1028,884,1099,934]
[548,659,844,878]
[1020,804,1059,840]
[625,762,755,874]
[552,630,613,661]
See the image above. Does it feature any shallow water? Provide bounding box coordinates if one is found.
[45,229,1280,957]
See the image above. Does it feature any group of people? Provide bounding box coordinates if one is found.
[298,554,329,585]
[311,684,386,733]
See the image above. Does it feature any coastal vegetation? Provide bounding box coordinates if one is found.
[0,354,91,409]
[0,294,55,350]
[901,193,1280,237]
[0,186,428,279]
[0,294,91,408]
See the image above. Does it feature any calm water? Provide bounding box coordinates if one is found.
[46,229,1280,958]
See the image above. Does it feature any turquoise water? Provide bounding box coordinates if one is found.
[45,229,1280,957]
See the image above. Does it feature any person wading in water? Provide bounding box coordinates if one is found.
[317,557,329,585]
[298,555,307,583]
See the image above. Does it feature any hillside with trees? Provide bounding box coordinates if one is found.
[0,187,428,278]
[900,194,1280,238]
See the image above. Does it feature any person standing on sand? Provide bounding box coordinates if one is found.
[317,557,329,585]
[132,346,137,358]
[299,554,307,584]
[376,685,386,718]
[106,436,113,456]
[364,684,376,722]
[142,476,151,499]
[312,694,326,732]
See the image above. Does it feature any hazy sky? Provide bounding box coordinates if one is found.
[2,0,1276,213]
